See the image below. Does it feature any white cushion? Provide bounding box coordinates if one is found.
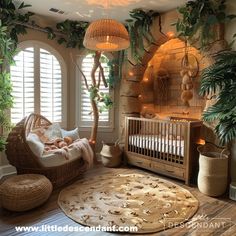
[44,123,62,141]
[27,133,44,157]
[61,128,79,141]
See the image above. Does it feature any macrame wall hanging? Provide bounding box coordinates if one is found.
[180,41,199,112]
[154,68,170,106]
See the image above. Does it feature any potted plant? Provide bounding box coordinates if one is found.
[198,50,236,196]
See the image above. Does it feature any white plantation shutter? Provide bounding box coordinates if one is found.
[40,48,62,122]
[10,43,66,125]
[79,54,113,128]
[10,47,35,124]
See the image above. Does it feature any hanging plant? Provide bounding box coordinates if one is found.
[126,9,159,63]
[174,0,236,49]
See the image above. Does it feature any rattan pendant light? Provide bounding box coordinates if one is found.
[83,18,130,51]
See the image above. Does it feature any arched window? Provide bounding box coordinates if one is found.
[77,53,114,129]
[10,41,67,125]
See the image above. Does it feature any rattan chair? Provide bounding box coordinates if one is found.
[6,113,88,188]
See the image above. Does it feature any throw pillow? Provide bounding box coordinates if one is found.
[61,127,79,141]
[44,123,62,141]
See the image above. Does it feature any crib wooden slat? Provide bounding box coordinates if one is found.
[167,123,170,162]
[160,122,163,160]
[132,120,135,152]
[179,124,182,164]
[154,122,157,159]
[144,120,146,156]
[152,121,155,158]
[137,120,140,154]
[175,123,178,163]
[141,120,144,155]
[148,121,151,157]
[164,123,167,161]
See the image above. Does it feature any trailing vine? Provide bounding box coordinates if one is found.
[0,0,32,151]
[174,0,236,49]
[45,20,89,49]
[126,9,159,63]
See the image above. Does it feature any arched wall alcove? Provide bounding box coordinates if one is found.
[139,38,207,119]
[119,13,227,143]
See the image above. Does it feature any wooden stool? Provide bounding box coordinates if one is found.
[0,174,52,211]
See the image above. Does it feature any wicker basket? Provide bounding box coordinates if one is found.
[100,142,122,167]
[0,174,52,211]
[197,143,229,197]
[6,113,88,188]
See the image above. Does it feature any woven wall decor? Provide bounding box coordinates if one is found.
[83,19,130,51]
[58,169,198,233]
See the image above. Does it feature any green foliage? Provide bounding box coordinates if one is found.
[174,0,236,49]
[199,51,236,145]
[0,21,15,151]
[0,0,32,151]
[44,20,88,49]
[54,20,89,49]
[107,56,122,88]
[126,9,159,63]
[88,85,113,113]
[0,0,34,47]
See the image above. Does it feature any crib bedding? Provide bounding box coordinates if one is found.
[128,134,184,157]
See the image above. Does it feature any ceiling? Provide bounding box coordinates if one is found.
[15,0,188,23]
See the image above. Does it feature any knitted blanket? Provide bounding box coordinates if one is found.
[54,138,94,168]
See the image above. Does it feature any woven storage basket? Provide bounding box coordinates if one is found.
[100,142,122,167]
[197,143,229,197]
[0,174,52,211]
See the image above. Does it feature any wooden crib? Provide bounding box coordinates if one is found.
[124,117,202,184]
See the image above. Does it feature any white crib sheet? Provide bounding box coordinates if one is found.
[128,134,184,157]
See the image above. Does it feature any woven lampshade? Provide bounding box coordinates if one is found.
[83,19,130,51]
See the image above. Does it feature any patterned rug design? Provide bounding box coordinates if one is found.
[58,169,198,233]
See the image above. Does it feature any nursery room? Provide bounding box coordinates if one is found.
[0,0,236,235]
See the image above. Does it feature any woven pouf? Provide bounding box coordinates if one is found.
[0,174,52,212]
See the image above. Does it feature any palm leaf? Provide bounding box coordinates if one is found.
[200,50,236,144]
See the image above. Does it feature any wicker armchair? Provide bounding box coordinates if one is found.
[6,113,88,188]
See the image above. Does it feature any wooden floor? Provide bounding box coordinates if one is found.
[1,164,236,236]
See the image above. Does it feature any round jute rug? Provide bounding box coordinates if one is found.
[58,169,198,233]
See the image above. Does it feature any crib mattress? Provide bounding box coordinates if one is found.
[128,135,184,157]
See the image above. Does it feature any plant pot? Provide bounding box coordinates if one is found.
[100,142,122,168]
[197,143,229,197]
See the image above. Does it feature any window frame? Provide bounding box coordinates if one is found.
[11,40,67,127]
[76,51,114,132]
